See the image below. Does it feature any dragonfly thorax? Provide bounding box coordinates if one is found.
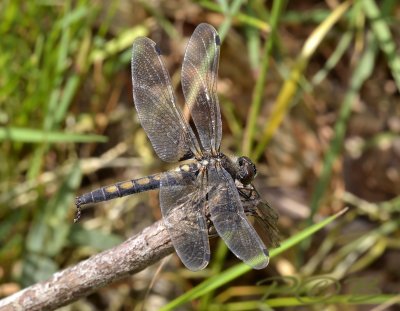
[201,153,257,186]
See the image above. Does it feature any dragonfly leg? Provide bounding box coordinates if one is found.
[237,187,251,200]
[74,199,82,223]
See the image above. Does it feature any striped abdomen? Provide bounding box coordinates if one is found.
[75,163,198,208]
[75,173,162,207]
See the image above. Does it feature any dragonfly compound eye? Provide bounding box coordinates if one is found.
[236,157,257,185]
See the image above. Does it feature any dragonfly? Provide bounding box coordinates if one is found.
[75,23,279,271]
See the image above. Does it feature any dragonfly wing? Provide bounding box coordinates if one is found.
[131,37,200,162]
[239,183,280,248]
[208,165,269,269]
[181,23,222,154]
[160,168,210,270]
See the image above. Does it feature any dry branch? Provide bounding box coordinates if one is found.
[0,220,173,311]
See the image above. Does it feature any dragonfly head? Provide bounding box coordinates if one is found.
[236,156,257,185]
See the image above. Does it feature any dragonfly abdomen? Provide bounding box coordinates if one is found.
[74,164,198,223]
[76,173,162,207]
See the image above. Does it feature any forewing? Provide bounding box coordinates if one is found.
[208,166,269,269]
[160,169,210,270]
[181,23,222,154]
[132,37,200,162]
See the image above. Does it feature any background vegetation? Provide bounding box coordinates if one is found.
[0,0,399,310]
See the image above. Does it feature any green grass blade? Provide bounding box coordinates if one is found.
[362,0,400,91]
[244,7,261,72]
[90,25,148,63]
[0,127,107,143]
[311,30,353,86]
[216,295,399,309]
[199,0,270,31]
[217,0,246,42]
[55,74,80,125]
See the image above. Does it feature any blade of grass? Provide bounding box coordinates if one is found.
[97,0,119,38]
[0,127,107,143]
[245,8,261,72]
[311,30,353,86]
[243,0,287,156]
[282,9,332,24]
[362,0,400,91]
[90,25,148,63]
[199,0,270,32]
[212,295,398,309]
[217,0,245,42]
[55,75,80,125]
[252,0,353,161]
[159,208,348,311]
[383,196,400,213]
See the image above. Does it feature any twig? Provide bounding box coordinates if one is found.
[0,220,173,311]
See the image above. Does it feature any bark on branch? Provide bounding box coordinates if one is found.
[0,220,173,311]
